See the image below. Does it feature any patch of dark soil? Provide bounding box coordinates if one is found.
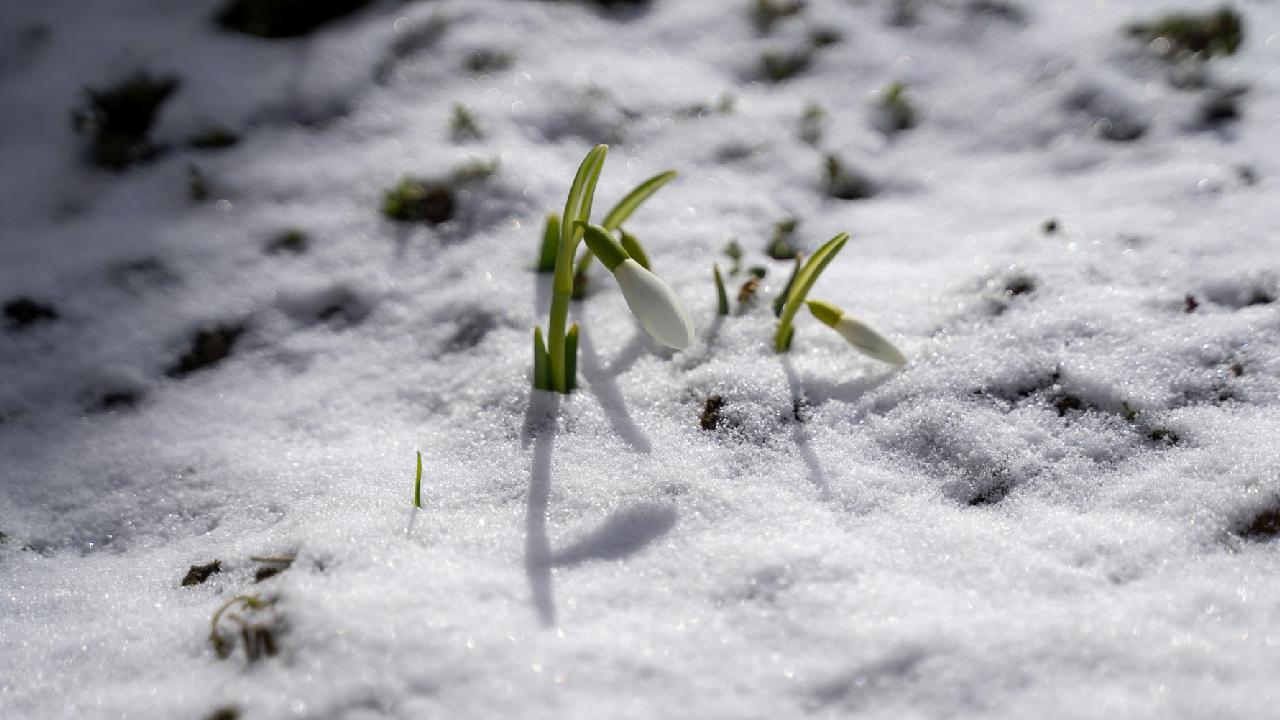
[4,297,58,330]
[182,559,223,587]
[167,324,247,378]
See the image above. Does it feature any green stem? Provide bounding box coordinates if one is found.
[413,451,423,508]
[549,145,607,393]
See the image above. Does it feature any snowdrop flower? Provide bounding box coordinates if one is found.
[578,222,695,349]
[806,300,906,366]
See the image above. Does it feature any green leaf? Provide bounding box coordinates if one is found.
[602,170,677,231]
[533,326,551,390]
[714,264,729,316]
[414,451,423,508]
[561,145,608,250]
[774,232,849,352]
[536,213,560,273]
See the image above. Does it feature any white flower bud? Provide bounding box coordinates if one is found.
[807,299,906,366]
[612,259,695,349]
[832,314,907,366]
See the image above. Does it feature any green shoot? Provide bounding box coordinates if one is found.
[547,145,608,394]
[875,82,916,135]
[799,102,825,145]
[775,233,849,352]
[450,103,483,142]
[723,240,743,275]
[767,218,800,259]
[536,214,560,273]
[413,451,423,508]
[532,327,551,390]
[574,170,677,276]
[714,264,729,315]
[824,154,876,200]
[773,254,802,317]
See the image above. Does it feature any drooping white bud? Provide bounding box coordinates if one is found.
[807,300,906,366]
[613,259,696,350]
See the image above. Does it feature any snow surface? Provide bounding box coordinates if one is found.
[2,0,1280,717]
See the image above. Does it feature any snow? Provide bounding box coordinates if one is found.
[2,0,1280,717]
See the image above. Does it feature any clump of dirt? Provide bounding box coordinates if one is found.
[700,394,725,431]
[382,177,454,224]
[265,229,309,255]
[4,297,59,330]
[71,72,179,170]
[167,324,246,378]
[182,560,223,587]
[1126,7,1244,60]
[215,0,373,38]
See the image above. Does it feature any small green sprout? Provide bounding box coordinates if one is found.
[774,232,847,352]
[450,104,483,143]
[714,264,729,315]
[536,214,561,273]
[382,177,454,224]
[413,451,423,508]
[874,81,916,135]
[1126,6,1243,59]
[824,154,876,200]
[723,240,744,275]
[806,300,906,365]
[767,218,800,260]
[799,102,825,145]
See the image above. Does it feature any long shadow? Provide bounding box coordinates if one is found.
[550,502,677,566]
[522,392,559,627]
[780,356,831,501]
[576,326,651,454]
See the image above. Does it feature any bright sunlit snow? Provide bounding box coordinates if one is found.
[2,1,1279,718]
